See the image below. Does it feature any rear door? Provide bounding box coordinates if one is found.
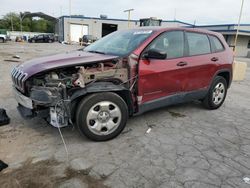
[138,30,187,103]
[182,32,216,92]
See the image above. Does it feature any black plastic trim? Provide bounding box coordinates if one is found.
[137,89,208,115]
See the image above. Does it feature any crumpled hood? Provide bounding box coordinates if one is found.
[16,51,119,79]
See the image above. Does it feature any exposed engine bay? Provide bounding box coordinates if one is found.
[25,59,132,128]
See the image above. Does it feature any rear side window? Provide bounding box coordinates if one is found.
[186,32,211,56]
[148,31,184,59]
[210,35,224,52]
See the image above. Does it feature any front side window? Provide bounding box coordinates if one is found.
[210,35,224,52]
[187,32,211,56]
[147,31,184,59]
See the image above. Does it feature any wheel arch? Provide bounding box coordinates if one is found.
[211,69,232,89]
[70,82,134,122]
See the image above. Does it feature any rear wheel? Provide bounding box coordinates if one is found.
[32,39,35,43]
[48,39,52,43]
[0,38,4,43]
[203,76,227,109]
[76,92,128,141]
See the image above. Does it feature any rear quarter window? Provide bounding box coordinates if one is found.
[209,35,225,53]
[186,32,211,56]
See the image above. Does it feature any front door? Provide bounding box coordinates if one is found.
[138,30,187,104]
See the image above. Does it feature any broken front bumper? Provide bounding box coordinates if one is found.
[13,87,33,109]
[13,87,35,118]
[13,87,70,127]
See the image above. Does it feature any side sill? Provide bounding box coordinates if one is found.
[136,89,208,115]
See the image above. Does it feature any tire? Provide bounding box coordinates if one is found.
[203,76,227,109]
[76,92,128,141]
[0,38,4,43]
[32,39,35,43]
[48,39,52,43]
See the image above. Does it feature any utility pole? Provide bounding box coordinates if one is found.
[10,13,13,31]
[20,12,28,33]
[174,8,176,21]
[124,9,134,28]
[60,6,63,17]
[69,0,72,18]
[20,14,23,33]
[234,0,245,56]
[68,0,72,43]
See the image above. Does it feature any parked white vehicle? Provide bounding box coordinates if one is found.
[0,34,7,43]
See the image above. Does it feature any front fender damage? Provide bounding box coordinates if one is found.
[22,56,138,128]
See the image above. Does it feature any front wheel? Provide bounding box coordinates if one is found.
[203,76,228,109]
[76,92,128,141]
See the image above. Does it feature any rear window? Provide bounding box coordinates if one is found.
[186,32,211,56]
[210,35,224,52]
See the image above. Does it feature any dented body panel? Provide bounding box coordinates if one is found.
[14,51,119,87]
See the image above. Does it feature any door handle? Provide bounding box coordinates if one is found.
[177,61,188,66]
[211,57,219,62]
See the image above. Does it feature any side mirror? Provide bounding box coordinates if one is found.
[143,49,167,60]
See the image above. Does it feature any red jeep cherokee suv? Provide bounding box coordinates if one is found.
[11,27,233,141]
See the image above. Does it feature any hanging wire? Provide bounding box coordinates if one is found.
[55,99,69,161]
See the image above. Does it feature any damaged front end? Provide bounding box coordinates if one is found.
[12,56,136,128]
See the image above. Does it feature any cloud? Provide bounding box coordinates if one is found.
[1,0,249,24]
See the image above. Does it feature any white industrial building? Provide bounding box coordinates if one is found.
[195,24,250,57]
[57,16,192,42]
[57,15,250,57]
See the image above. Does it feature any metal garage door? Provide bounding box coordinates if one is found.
[70,24,88,42]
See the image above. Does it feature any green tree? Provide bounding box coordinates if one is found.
[0,12,55,33]
[22,17,32,32]
[31,19,48,32]
[0,12,21,31]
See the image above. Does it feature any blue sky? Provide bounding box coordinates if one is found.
[1,0,249,25]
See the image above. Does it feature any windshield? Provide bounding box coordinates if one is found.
[84,30,154,56]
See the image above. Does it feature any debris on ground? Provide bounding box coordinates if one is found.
[4,59,20,63]
[61,41,70,45]
[0,160,8,172]
[243,177,250,184]
[145,124,156,134]
[146,128,152,134]
[12,55,20,59]
[0,108,10,126]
